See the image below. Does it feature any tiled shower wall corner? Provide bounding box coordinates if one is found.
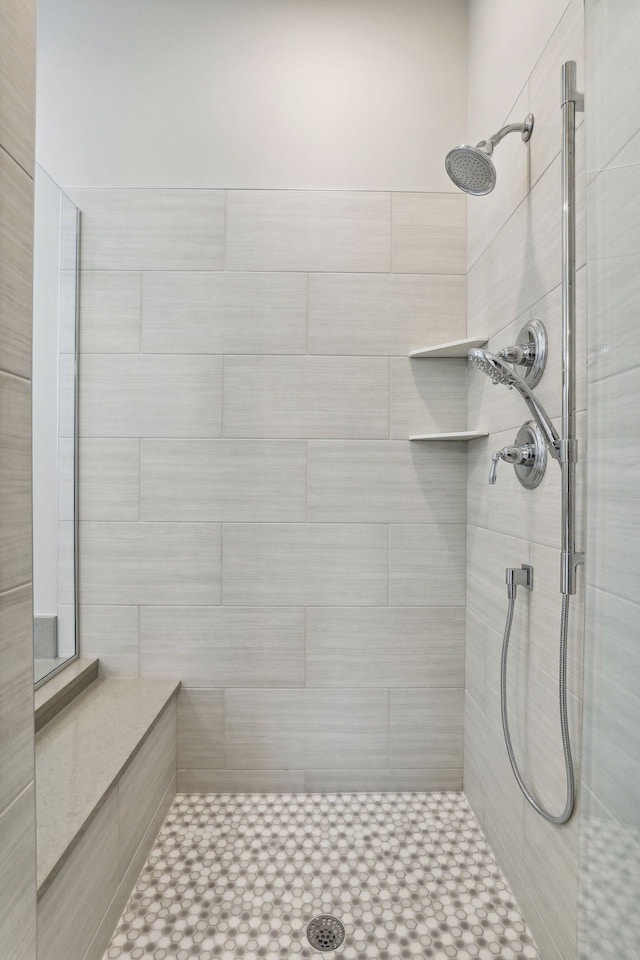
[0,0,38,957]
[72,187,468,793]
[463,2,586,960]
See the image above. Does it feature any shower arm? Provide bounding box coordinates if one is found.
[560,61,585,595]
[478,117,534,153]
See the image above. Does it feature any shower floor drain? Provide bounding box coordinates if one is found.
[306,915,346,952]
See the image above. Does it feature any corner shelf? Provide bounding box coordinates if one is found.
[409,336,488,359]
[410,431,488,442]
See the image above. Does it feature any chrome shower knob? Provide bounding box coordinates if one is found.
[488,421,548,489]
[497,319,548,387]
[489,442,536,484]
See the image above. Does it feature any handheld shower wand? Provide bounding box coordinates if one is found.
[468,347,561,460]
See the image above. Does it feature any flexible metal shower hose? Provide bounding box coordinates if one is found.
[500,593,575,824]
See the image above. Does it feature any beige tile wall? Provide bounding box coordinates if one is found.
[73,185,468,792]
[463,3,586,959]
[0,1,37,958]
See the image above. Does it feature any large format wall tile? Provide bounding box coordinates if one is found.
[79,271,141,353]
[0,372,31,593]
[225,190,390,272]
[177,769,305,793]
[389,688,464,768]
[223,356,388,439]
[176,689,224,770]
[0,785,36,960]
[391,193,466,275]
[80,522,221,605]
[588,161,640,262]
[308,273,466,355]
[79,605,139,677]
[0,0,35,176]
[306,607,464,688]
[587,255,640,382]
[73,187,472,800]
[586,0,640,172]
[529,0,585,187]
[80,355,223,438]
[224,688,389,769]
[307,440,466,523]
[72,189,226,270]
[79,439,140,521]
[140,439,306,521]
[141,272,307,355]
[482,122,585,335]
[466,525,531,630]
[582,589,640,829]
[222,523,388,606]
[0,150,33,378]
[304,768,463,792]
[388,523,466,606]
[0,586,34,812]
[389,358,467,439]
[140,607,305,688]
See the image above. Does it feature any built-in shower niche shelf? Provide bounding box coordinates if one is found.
[409,336,488,358]
[410,431,488,441]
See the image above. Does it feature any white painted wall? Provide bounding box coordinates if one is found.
[36,0,467,192]
[467,0,572,139]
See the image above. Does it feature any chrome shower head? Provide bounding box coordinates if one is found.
[445,114,534,196]
[445,146,496,196]
[468,347,560,460]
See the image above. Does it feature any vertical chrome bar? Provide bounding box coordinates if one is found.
[560,61,584,595]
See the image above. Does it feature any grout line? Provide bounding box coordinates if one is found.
[221,354,225,438]
[386,524,391,606]
[387,357,391,439]
[137,438,142,520]
[219,523,225,605]
[386,688,391,769]
[388,192,393,273]
[304,440,309,522]
[0,367,31,386]
[305,273,310,354]
[303,607,308,690]
[0,141,33,182]
[222,190,228,272]
[137,272,143,353]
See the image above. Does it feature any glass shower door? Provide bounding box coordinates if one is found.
[579,2,640,957]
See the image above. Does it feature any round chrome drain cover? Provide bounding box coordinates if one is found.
[306,915,345,952]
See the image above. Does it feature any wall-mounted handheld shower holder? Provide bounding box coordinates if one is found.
[497,319,547,388]
[489,420,547,489]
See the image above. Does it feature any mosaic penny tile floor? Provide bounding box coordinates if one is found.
[103,792,539,960]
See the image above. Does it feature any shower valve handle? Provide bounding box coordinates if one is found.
[499,343,536,366]
[489,443,535,484]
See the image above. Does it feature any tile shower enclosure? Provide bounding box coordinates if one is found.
[73,186,468,793]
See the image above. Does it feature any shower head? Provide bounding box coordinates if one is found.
[445,114,534,196]
[445,145,496,196]
[468,348,560,460]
